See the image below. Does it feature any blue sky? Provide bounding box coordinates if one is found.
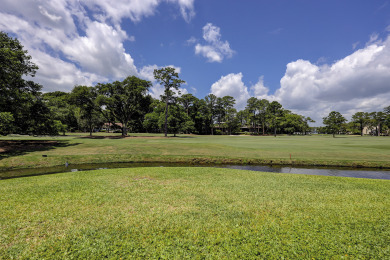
[1,0,390,124]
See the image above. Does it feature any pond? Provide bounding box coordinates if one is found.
[1,162,390,180]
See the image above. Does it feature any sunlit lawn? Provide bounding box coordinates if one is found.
[1,167,389,258]
[1,134,390,169]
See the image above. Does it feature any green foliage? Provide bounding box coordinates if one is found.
[42,91,78,132]
[26,97,59,135]
[352,112,370,136]
[323,111,347,137]
[267,101,284,136]
[0,31,45,134]
[0,112,14,135]
[96,76,152,136]
[70,86,102,136]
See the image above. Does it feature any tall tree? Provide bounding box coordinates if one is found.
[257,99,269,135]
[153,67,185,137]
[323,111,346,138]
[351,112,370,136]
[246,97,259,134]
[221,96,236,134]
[0,31,42,133]
[267,101,283,137]
[205,94,218,135]
[178,94,197,134]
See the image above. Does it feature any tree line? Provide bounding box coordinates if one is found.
[1,31,390,137]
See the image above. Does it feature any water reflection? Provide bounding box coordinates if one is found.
[220,165,390,180]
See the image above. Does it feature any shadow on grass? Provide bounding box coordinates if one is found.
[0,140,80,160]
[78,135,126,139]
[78,135,195,139]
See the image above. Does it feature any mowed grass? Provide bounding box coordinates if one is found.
[1,134,390,169]
[1,167,389,258]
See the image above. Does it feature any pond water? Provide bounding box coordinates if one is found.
[1,162,390,180]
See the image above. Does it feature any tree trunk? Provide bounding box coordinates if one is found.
[122,122,127,136]
[165,99,168,137]
[262,122,265,135]
[273,118,276,137]
[361,124,363,136]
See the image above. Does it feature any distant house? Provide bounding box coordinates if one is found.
[102,122,123,132]
[362,125,388,136]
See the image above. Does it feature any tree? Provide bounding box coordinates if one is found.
[205,94,218,135]
[236,110,249,128]
[178,94,197,133]
[281,112,304,135]
[97,76,151,136]
[153,67,185,137]
[26,96,59,135]
[351,112,370,136]
[246,97,259,134]
[323,111,346,137]
[0,112,14,135]
[257,99,269,135]
[70,85,101,136]
[1,31,42,133]
[220,96,236,134]
[302,116,315,135]
[369,112,386,136]
[42,91,78,133]
[267,101,283,137]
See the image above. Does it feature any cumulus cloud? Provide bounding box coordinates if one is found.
[210,73,250,110]
[0,0,194,92]
[275,36,390,123]
[210,35,390,125]
[194,23,234,63]
[28,49,108,92]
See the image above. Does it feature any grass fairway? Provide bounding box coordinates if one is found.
[1,167,389,258]
[1,134,390,169]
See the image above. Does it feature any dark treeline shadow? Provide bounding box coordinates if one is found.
[0,140,80,161]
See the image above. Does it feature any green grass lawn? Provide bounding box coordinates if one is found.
[1,134,390,169]
[1,167,389,259]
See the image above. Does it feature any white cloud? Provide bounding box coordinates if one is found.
[210,73,250,110]
[82,0,195,24]
[186,36,197,45]
[209,35,390,125]
[194,23,234,63]
[28,49,108,93]
[167,0,196,23]
[275,36,390,123]
[250,76,269,98]
[0,0,194,92]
